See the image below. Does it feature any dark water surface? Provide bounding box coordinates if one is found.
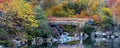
[39,37,120,48]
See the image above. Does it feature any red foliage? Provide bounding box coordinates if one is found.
[107,0,116,7]
[0,0,11,3]
[0,0,5,3]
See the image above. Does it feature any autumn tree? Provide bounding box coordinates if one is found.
[45,1,75,17]
[45,0,88,18]
[101,15,113,31]
[0,0,39,35]
[26,0,53,38]
[112,0,120,24]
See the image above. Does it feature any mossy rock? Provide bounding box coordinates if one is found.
[0,40,6,45]
[67,40,78,45]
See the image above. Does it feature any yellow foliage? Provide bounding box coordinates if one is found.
[1,0,39,27]
[45,9,53,17]
[50,4,63,12]
[68,15,77,18]
[102,7,111,12]
[102,7,112,16]
[91,1,100,10]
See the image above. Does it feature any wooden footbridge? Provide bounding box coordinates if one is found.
[48,18,89,26]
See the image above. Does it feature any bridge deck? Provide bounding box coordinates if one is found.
[48,18,89,25]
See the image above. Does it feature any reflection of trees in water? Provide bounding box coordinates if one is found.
[82,36,120,48]
[83,37,94,48]
[83,37,93,45]
[37,37,120,48]
[91,38,120,48]
[39,42,58,48]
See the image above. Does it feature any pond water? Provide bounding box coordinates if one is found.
[39,37,120,48]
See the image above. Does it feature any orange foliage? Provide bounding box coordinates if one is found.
[112,0,120,24]
[92,14,100,22]
[112,0,120,16]
[77,11,88,18]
